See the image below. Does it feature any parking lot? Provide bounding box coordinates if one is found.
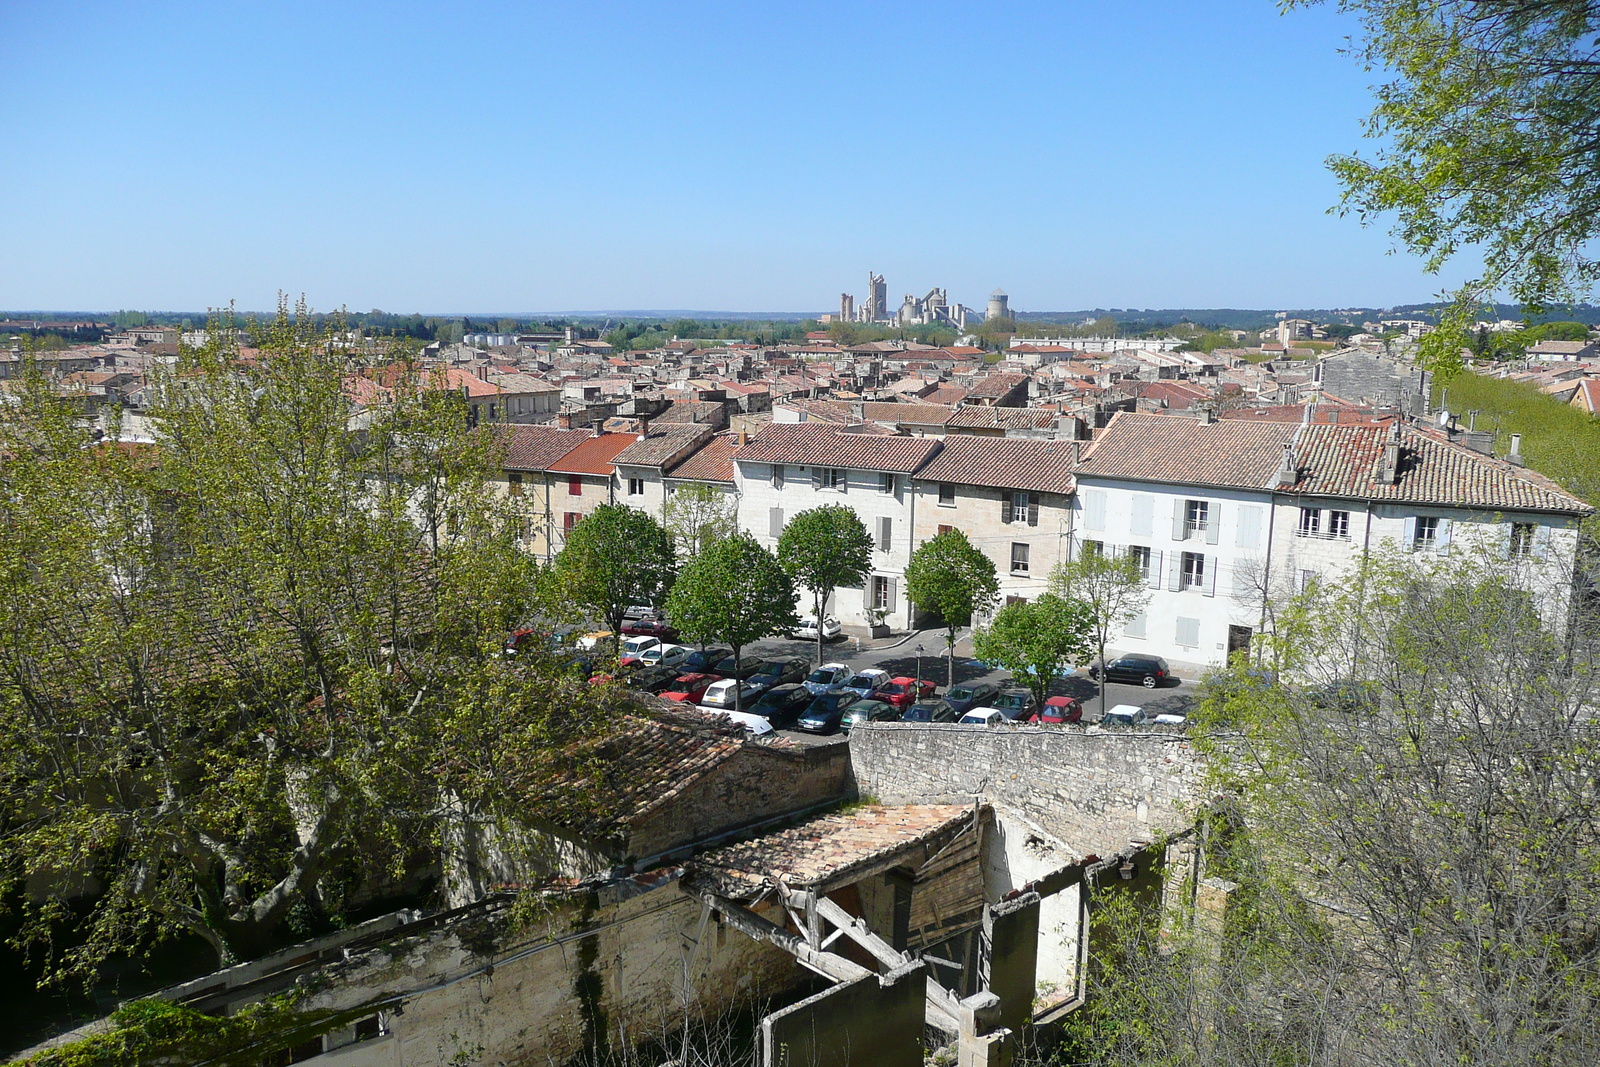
[733,628,1198,747]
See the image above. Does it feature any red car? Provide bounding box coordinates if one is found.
[880,676,937,710]
[1029,696,1083,724]
[621,618,680,641]
[660,672,718,704]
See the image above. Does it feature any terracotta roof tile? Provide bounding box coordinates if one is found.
[731,423,942,473]
[914,435,1077,495]
[1079,412,1298,489]
[546,432,637,475]
[612,423,715,467]
[666,433,738,483]
[944,406,1057,430]
[495,424,593,470]
[965,372,1029,399]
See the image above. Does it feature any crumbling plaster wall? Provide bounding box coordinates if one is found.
[848,724,1203,856]
[299,881,800,1067]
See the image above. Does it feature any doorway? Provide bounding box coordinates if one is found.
[1226,625,1253,658]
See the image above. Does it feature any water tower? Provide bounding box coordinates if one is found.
[986,288,1010,321]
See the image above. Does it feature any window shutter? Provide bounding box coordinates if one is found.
[812,467,823,490]
[838,469,848,493]
[1436,518,1452,553]
[1028,493,1040,527]
[1131,494,1154,536]
[1176,617,1200,648]
[863,581,874,612]
[1167,552,1183,591]
[1082,489,1106,531]
[1124,613,1147,638]
[769,507,784,539]
[1172,500,1187,541]
[1148,550,1164,589]
[1001,496,1013,524]
[1236,505,1262,549]
[1204,555,1217,597]
[1498,522,1513,560]
[1535,524,1552,560]
[1204,506,1220,545]
[878,516,892,551]
[886,577,897,610]
[1402,516,1417,550]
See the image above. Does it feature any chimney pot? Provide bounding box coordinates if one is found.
[1508,433,1524,464]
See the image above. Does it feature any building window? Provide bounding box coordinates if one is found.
[1129,544,1151,580]
[1328,509,1350,539]
[507,471,523,497]
[1413,516,1439,549]
[1175,616,1201,648]
[1181,551,1206,590]
[627,477,645,496]
[1298,507,1321,536]
[880,472,896,494]
[1185,500,1210,539]
[937,524,955,535]
[1510,522,1536,558]
[568,473,582,496]
[938,483,956,506]
[818,467,844,490]
[1082,539,1103,558]
[1298,569,1319,593]
[1005,595,1029,607]
[872,575,891,610]
[771,465,785,490]
[1011,543,1030,574]
[1002,491,1039,526]
[563,511,579,535]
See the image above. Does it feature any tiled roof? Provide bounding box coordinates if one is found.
[863,401,956,425]
[913,435,1077,495]
[1078,412,1297,489]
[495,424,592,470]
[656,400,724,424]
[1573,378,1600,414]
[1290,423,1591,514]
[923,384,971,406]
[731,423,942,473]
[965,372,1028,399]
[944,406,1057,430]
[688,804,974,896]
[666,433,738,483]
[546,431,637,475]
[612,423,715,468]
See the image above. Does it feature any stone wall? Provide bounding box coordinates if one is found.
[848,723,1203,856]
[761,960,928,1067]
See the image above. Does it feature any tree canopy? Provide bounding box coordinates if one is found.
[971,594,1095,708]
[552,504,677,642]
[666,535,798,712]
[1050,547,1151,718]
[904,530,999,686]
[662,482,738,558]
[776,505,874,663]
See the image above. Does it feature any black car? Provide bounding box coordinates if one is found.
[1089,655,1173,689]
[990,689,1038,720]
[842,700,901,731]
[944,681,1000,716]
[794,691,862,734]
[750,657,809,690]
[901,699,958,723]
[746,684,815,729]
[628,665,686,693]
[711,654,765,681]
[677,647,733,675]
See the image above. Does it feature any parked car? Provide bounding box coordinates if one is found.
[749,657,809,691]
[902,699,958,724]
[802,662,853,695]
[621,618,679,641]
[1030,696,1083,724]
[660,673,719,704]
[791,615,843,641]
[618,635,662,662]
[622,601,662,621]
[677,647,733,675]
[1152,710,1188,727]
[840,669,891,699]
[989,689,1038,720]
[628,665,686,694]
[503,627,537,657]
[842,700,901,731]
[746,684,815,729]
[880,676,936,710]
[575,630,615,651]
[1088,655,1172,689]
[1101,703,1149,727]
[958,709,1006,726]
[707,710,774,737]
[631,643,690,670]
[710,654,765,681]
[699,678,766,711]
[794,691,862,734]
[944,681,1000,716]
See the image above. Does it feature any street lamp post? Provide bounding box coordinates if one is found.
[914,644,924,690]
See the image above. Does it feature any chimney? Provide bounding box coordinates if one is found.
[1197,406,1215,425]
[477,364,488,382]
[1275,445,1297,487]
[1071,439,1082,466]
[1377,424,1401,483]
[1508,433,1524,465]
[592,424,603,438]
[851,400,865,424]
[738,427,748,446]
[1302,402,1314,425]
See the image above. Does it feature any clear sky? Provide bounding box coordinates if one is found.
[0,0,1478,315]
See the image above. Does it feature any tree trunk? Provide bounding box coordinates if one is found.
[947,627,956,689]
[731,642,743,713]
[815,588,826,667]
[1098,635,1110,720]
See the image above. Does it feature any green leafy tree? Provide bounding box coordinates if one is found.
[1050,547,1151,719]
[666,534,798,712]
[1292,1,1600,362]
[0,302,598,988]
[553,504,676,645]
[904,529,999,687]
[972,594,1096,709]
[776,505,874,663]
[662,481,738,557]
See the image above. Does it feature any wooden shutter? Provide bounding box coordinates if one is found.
[886,577,898,612]
[1436,518,1453,553]
[1535,524,1552,560]
[769,507,784,538]
[1001,496,1013,524]
[1130,494,1154,537]
[878,516,892,552]
[1235,505,1262,549]
[1402,516,1417,550]
[1028,493,1040,527]
[812,466,823,490]
[1172,500,1187,541]
[1204,505,1220,545]
[1204,555,1217,597]
[1082,489,1105,531]
[1148,549,1164,589]
[1167,551,1183,591]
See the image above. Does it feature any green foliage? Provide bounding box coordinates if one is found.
[666,535,797,711]
[661,482,738,557]
[1433,369,1600,501]
[553,504,677,641]
[971,594,1095,707]
[1050,548,1151,717]
[1294,0,1600,311]
[905,530,999,684]
[776,505,874,661]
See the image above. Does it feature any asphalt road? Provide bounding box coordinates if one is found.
[736,629,1197,747]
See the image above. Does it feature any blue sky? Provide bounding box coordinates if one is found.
[0,0,1476,314]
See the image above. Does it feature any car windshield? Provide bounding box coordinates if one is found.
[882,682,907,695]
[949,686,976,700]
[681,651,721,670]
[756,662,785,676]
[805,668,836,683]
[846,674,877,688]
[813,692,854,710]
[996,693,1025,708]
